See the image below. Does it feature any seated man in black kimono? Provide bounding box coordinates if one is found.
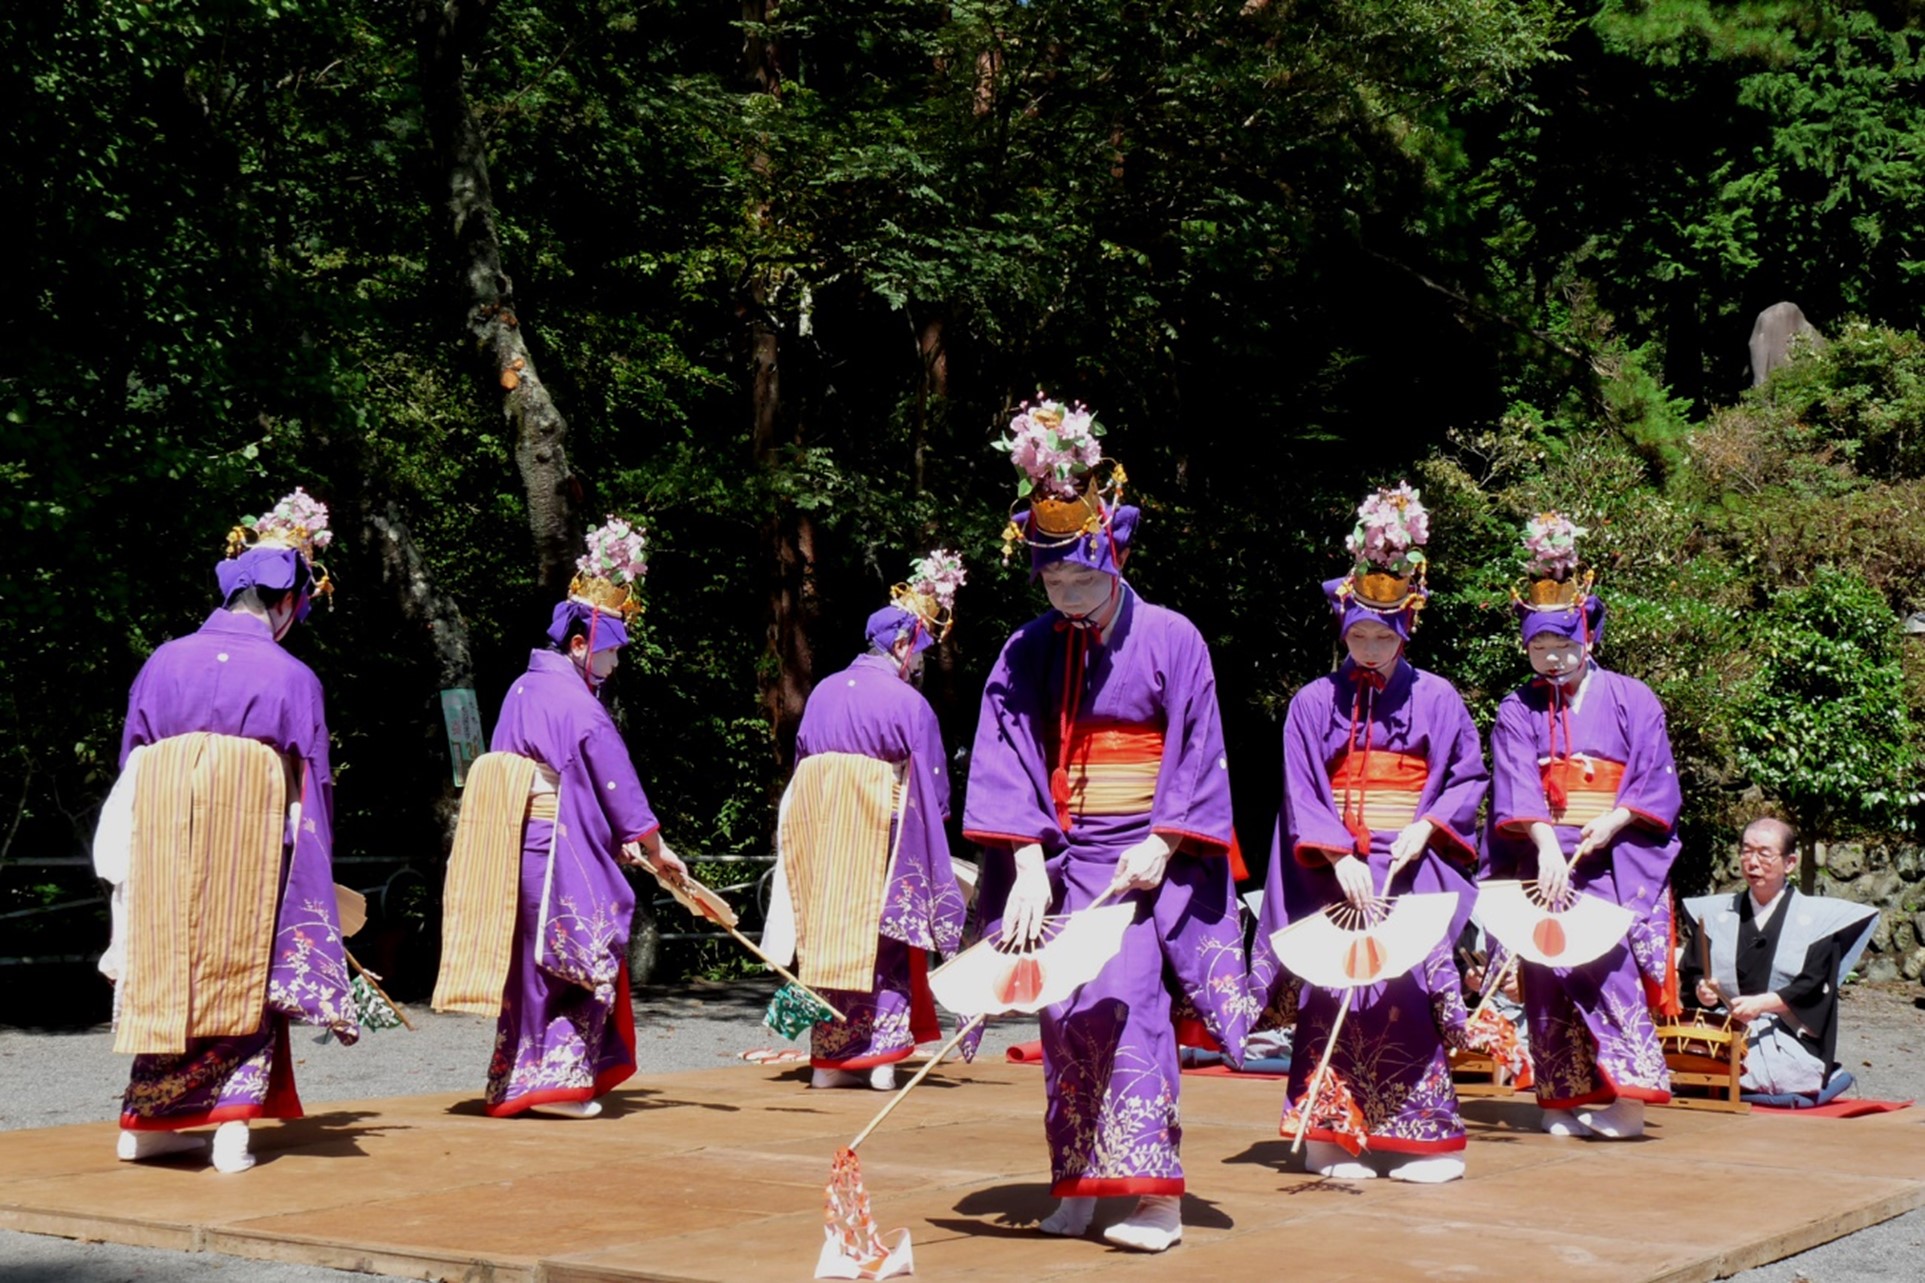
[1680,818,1878,1104]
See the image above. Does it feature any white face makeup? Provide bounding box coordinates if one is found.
[1343,618,1402,673]
[1527,631,1587,683]
[570,637,620,687]
[1040,562,1115,621]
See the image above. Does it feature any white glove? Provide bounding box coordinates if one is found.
[1531,823,1570,905]
[1573,805,1632,861]
[1110,833,1173,893]
[1332,853,1376,911]
[1387,819,1434,879]
[1001,843,1052,946]
[625,837,689,879]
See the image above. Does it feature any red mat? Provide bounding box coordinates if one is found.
[1004,1040,1288,1080]
[1751,1098,1913,1118]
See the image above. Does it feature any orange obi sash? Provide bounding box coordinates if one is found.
[1329,750,1429,834]
[1060,721,1163,818]
[1543,757,1625,827]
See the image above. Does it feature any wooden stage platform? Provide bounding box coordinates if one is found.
[2,1060,1921,1282]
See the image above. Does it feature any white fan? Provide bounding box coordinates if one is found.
[1474,879,1633,967]
[1269,892,1459,989]
[928,902,1135,1017]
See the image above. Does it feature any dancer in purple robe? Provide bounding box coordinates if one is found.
[1486,514,1677,1138]
[786,560,967,1089]
[108,488,357,1174]
[965,410,1251,1254]
[1249,484,1488,1183]
[482,519,689,1118]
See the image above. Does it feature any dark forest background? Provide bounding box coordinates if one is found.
[8,1,1925,992]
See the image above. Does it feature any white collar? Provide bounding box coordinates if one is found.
[1749,884,1792,930]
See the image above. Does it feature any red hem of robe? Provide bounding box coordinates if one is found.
[482,963,637,1118]
[1288,1127,1468,1155]
[811,1047,915,1071]
[1422,813,1477,865]
[1293,840,1353,867]
[962,829,1043,848]
[1626,807,1673,835]
[1050,1176,1184,1197]
[119,1018,303,1131]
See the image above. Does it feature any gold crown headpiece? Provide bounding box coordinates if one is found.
[224,487,335,605]
[571,515,650,624]
[1337,563,1429,618]
[567,574,643,624]
[1509,511,1593,614]
[1001,460,1128,560]
[888,583,953,644]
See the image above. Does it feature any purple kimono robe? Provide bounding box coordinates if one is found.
[963,586,1253,1198]
[1251,658,1487,1154]
[483,649,659,1115]
[1487,664,1679,1109]
[793,654,966,1069]
[118,609,357,1130]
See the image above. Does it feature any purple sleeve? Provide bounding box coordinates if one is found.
[579,721,660,844]
[1489,695,1552,837]
[960,636,1057,850]
[1419,685,1488,866]
[1616,679,1681,835]
[1148,622,1234,852]
[1282,687,1355,863]
[118,665,152,768]
[912,696,952,821]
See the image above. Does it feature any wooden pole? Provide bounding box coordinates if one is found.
[344,948,416,1032]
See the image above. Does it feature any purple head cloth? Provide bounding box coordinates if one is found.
[1516,593,1606,646]
[1017,502,1140,579]
[215,547,318,620]
[865,604,935,655]
[1322,575,1423,642]
[547,600,631,653]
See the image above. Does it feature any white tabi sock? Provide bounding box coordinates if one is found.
[116,1129,207,1162]
[1540,1108,1594,1137]
[1102,1194,1183,1253]
[1576,1096,1645,1139]
[1038,1196,1096,1237]
[211,1121,254,1174]
[867,1064,897,1091]
[1305,1139,1378,1179]
[1387,1155,1466,1184]
[810,1067,865,1090]
[527,1099,602,1118]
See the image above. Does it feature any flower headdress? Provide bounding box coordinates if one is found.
[995,394,1127,558]
[1511,511,1594,612]
[224,486,334,605]
[890,547,966,643]
[570,515,649,623]
[1333,483,1429,617]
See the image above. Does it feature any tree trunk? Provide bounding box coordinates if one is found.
[367,501,476,842]
[417,0,579,598]
[741,1,815,768]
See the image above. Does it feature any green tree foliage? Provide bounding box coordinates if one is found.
[1734,568,1919,889]
[9,0,1925,984]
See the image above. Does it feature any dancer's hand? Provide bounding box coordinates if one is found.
[1387,819,1434,879]
[1001,844,1052,946]
[1535,849,1570,905]
[1111,834,1173,893]
[1573,806,1632,861]
[1333,854,1376,911]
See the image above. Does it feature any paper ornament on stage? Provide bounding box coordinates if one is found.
[1268,892,1459,989]
[927,903,1134,1017]
[819,1148,914,1280]
[1474,880,1633,967]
